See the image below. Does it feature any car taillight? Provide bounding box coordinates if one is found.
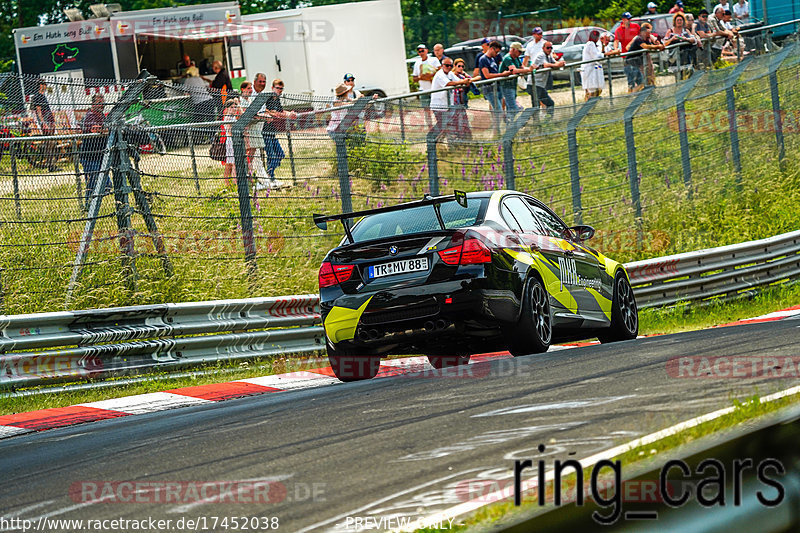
[318,262,354,288]
[460,238,492,264]
[438,246,462,265]
[437,238,492,266]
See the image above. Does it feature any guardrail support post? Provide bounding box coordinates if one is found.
[675,70,706,197]
[566,98,598,225]
[606,58,613,100]
[186,130,200,194]
[724,56,754,184]
[502,107,536,191]
[10,142,20,219]
[624,87,653,249]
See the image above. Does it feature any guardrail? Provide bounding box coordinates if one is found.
[0,295,323,390]
[627,229,800,308]
[1,230,797,390]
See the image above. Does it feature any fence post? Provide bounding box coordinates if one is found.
[66,73,151,307]
[118,133,173,278]
[186,129,200,194]
[566,98,599,225]
[286,123,297,185]
[768,44,795,167]
[723,56,754,183]
[333,98,370,214]
[426,129,440,197]
[569,69,576,106]
[111,126,138,292]
[606,58,613,100]
[502,107,537,191]
[71,138,85,212]
[231,92,267,276]
[623,87,653,249]
[10,142,20,219]
[675,70,705,196]
[398,98,406,143]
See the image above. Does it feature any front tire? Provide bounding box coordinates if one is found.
[327,340,380,382]
[507,277,552,357]
[598,273,639,343]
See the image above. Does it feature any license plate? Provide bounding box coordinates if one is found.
[368,257,429,279]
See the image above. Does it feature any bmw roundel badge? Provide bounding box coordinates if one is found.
[389,245,398,255]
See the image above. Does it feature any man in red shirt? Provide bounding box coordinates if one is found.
[614,12,641,53]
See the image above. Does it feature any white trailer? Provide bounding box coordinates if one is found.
[241,0,409,101]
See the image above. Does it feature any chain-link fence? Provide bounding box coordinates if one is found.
[0,39,798,314]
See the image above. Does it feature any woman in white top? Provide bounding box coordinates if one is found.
[581,30,606,100]
[239,81,268,179]
[222,96,243,186]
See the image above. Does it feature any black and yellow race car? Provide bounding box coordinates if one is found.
[313,190,638,381]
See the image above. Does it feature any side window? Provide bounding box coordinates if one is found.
[573,29,591,44]
[529,202,568,238]
[500,203,522,232]
[502,197,545,234]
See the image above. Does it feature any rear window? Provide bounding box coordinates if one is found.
[543,31,570,45]
[349,199,485,243]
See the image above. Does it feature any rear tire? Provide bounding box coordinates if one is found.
[327,340,380,382]
[507,277,552,357]
[598,273,639,343]
[427,354,471,369]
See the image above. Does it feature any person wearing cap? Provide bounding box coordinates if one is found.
[342,73,362,99]
[327,83,352,135]
[643,2,658,15]
[478,40,512,119]
[473,37,502,77]
[412,44,441,110]
[499,42,530,119]
[532,41,565,117]
[581,30,605,100]
[669,0,684,14]
[615,13,641,92]
[523,27,545,69]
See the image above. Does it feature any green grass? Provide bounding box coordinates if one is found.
[416,389,800,532]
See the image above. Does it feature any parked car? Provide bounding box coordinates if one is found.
[442,35,528,70]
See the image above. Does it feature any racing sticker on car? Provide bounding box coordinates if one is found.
[558,256,578,291]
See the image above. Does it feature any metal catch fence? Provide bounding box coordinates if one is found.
[0,37,798,315]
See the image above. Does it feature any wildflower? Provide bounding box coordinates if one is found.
[442,178,448,186]
[377,201,383,208]
[541,162,546,173]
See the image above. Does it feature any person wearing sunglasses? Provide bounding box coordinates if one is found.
[256,79,297,190]
[531,41,565,117]
[343,73,362,99]
[499,42,531,120]
[430,58,472,139]
[450,58,478,140]
[412,44,441,111]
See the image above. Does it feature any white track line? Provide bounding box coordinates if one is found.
[400,383,800,531]
[79,392,211,415]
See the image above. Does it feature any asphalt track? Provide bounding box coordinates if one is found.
[1,318,799,532]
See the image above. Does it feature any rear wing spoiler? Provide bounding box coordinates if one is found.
[313,191,468,244]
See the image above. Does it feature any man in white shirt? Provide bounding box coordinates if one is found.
[522,27,545,97]
[430,58,471,138]
[412,44,441,109]
[733,0,749,23]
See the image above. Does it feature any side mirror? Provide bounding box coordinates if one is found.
[569,225,595,242]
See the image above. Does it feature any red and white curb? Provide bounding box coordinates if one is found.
[0,306,798,440]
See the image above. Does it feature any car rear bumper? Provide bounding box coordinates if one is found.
[321,279,519,348]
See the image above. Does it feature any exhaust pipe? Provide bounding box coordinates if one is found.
[424,321,436,332]
[358,330,371,342]
[435,319,448,330]
[368,329,381,340]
